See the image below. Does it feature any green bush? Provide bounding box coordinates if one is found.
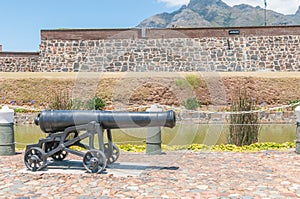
[175,79,189,88]
[175,74,203,89]
[185,74,202,89]
[184,97,200,110]
[288,99,300,109]
[85,97,105,110]
[15,107,24,113]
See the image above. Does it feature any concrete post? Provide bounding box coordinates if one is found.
[146,105,162,155]
[0,106,15,156]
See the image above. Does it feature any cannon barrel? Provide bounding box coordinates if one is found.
[35,110,176,133]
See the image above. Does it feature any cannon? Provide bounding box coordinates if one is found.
[24,110,176,173]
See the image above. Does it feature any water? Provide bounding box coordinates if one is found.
[14,123,296,149]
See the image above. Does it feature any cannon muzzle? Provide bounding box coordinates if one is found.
[35,110,176,133]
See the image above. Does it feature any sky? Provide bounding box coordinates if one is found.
[0,0,299,52]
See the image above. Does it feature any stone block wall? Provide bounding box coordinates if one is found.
[1,26,300,72]
[0,52,39,72]
[38,36,300,72]
[39,27,300,72]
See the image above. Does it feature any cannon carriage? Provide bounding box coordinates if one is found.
[24,110,176,173]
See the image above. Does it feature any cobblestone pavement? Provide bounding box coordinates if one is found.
[0,149,300,198]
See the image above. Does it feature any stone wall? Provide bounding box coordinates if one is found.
[15,111,296,125]
[180,110,296,124]
[2,26,300,72]
[39,35,300,72]
[39,26,300,72]
[0,52,39,72]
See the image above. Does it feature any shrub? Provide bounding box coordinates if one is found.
[15,107,24,113]
[185,74,202,89]
[85,97,105,110]
[71,99,84,110]
[184,97,200,110]
[288,99,300,110]
[175,74,203,89]
[174,79,189,88]
[228,89,260,146]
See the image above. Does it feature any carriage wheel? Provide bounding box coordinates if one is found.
[24,147,47,171]
[52,150,68,161]
[83,149,107,174]
[45,142,68,161]
[104,143,120,164]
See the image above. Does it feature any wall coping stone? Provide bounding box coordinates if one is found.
[41,25,300,40]
[0,52,39,57]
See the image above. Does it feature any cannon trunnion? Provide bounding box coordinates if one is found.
[24,110,176,173]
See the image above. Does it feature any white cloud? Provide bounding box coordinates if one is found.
[156,0,190,7]
[223,0,299,15]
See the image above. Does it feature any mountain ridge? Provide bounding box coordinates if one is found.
[137,0,300,28]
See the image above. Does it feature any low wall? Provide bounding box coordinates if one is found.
[180,111,296,124]
[15,111,296,125]
[0,52,39,72]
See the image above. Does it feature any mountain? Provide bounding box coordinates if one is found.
[137,0,300,28]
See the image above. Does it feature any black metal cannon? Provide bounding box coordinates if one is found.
[24,110,176,173]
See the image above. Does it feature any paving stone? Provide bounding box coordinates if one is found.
[0,150,299,198]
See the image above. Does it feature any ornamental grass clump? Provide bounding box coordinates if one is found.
[228,89,260,146]
[49,91,73,110]
[49,91,105,110]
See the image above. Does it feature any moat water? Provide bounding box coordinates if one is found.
[15,123,296,149]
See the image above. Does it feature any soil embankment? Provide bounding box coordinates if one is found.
[0,72,299,109]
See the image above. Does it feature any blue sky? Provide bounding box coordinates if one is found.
[0,0,299,52]
[0,0,183,51]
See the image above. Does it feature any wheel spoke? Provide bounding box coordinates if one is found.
[83,150,107,174]
[24,147,46,172]
[104,143,120,164]
[45,142,68,161]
